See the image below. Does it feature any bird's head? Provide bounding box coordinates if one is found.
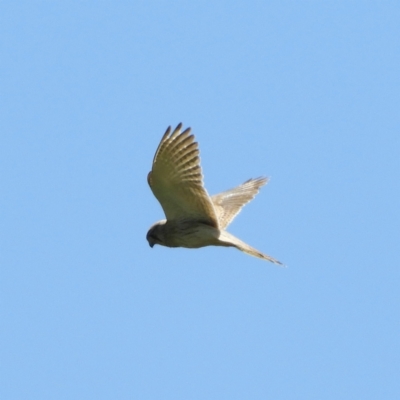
[146,220,167,248]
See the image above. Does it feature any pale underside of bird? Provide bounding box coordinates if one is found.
[146,123,283,265]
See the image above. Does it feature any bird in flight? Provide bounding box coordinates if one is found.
[146,123,283,265]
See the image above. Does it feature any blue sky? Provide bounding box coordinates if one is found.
[1,2,399,399]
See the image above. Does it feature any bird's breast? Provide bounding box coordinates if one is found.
[162,221,221,249]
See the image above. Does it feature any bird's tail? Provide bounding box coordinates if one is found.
[218,230,284,266]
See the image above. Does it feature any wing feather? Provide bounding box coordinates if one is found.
[211,177,269,229]
[148,124,219,227]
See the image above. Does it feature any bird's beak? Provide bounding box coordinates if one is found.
[149,242,154,248]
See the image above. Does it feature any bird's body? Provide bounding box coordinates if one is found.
[148,220,222,248]
[146,123,283,265]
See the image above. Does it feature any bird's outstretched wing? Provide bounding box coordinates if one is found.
[211,177,269,229]
[148,123,219,227]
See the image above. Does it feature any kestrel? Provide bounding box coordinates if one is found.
[146,123,283,265]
